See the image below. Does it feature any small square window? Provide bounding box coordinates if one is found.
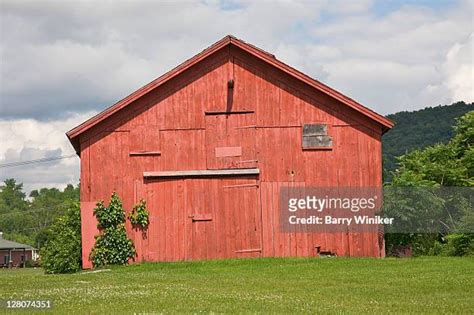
[303,124,327,136]
[302,124,332,150]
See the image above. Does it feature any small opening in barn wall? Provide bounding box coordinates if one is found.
[227,79,234,112]
[302,124,333,150]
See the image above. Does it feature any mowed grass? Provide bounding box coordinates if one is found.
[1,257,473,314]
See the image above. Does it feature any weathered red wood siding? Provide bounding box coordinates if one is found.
[77,44,386,268]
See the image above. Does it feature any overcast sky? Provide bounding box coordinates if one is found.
[0,0,473,193]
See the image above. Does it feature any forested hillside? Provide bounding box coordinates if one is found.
[382,101,474,179]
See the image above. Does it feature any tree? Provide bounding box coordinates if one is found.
[392,110,473,187]
[0,179,33,244]
[41,203,82,274]
[382,101,474,180]
[0,179,80,247]
[385,111,473,255]
[29,186,79,247]
[0,178,28,214]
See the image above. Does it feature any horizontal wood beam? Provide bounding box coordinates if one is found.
[222,183,259,188]
[302,147,332,151]
[204,110,254,115]
[235,248,262,253]
[143,168,259,178]
[189,214,213,221]
[129,151,161,156]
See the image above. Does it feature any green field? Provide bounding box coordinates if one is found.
[1,257,473,314]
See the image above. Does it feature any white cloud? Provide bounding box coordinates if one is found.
[1,0,328,118]
[443,33,474,103]
[306,2,473,113]
[324,0,374,15]
[0,0,472,192]
[1,0,471,118]
[0,111,97,193]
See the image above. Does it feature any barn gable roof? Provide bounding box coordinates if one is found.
[67,35,393,152]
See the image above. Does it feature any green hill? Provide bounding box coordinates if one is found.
[382,101,474,180]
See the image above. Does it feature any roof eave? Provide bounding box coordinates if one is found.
[67,35,394,150]
[229,37,394,132]
[66,35,234,144]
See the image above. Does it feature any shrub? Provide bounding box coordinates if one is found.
[24,259,41,268]
[89,192,135,268]
[93,193,126,229]
[128,199,149,228]
[441,234,474,256]
[385,233,439,256]
[41,203,82,274]
[90,224,135,266]
[428,241,444,256]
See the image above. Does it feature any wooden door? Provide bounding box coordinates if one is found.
[185,179,216,260]
[216,177,262,258]
[186,177,262,260]
[205,113,257,169]
[145,178,186,262]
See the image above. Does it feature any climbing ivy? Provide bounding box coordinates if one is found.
[90,192,135,267]
[128,199,149,229]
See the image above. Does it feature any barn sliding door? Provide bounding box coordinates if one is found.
[185,177,262,260]
[144,176,262,261]
[205,113,257,169]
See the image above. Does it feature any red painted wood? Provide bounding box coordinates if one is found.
[72,37,391,267]
[80,201,97,269]
[67,36,393,154]
[129,151,161,156]
[191,214,213,221]
[205,113,257,169]
[215,146,242,158]
[205,110,255,115]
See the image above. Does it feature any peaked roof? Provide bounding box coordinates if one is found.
[0,236,35,250]
[67,35,393,152]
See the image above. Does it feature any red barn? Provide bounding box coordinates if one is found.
[67,36,393,268]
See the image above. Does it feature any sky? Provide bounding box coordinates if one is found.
[0,0,473,193]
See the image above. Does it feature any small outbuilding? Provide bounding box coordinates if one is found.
[0,232,38,268]
[67,35,393,268]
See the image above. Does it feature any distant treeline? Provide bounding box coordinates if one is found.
[0,181,79,247]
[383,101,474,180]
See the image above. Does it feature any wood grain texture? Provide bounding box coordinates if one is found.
[144,169,259,178]
[76,38,389,267]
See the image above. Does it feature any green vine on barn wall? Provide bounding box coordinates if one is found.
[128,199,150,229]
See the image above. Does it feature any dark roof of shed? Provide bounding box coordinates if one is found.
[67,35,394,153]
[0,237,36,250]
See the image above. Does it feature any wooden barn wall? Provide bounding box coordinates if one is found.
[79,46,384,266]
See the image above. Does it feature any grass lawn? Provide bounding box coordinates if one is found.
[1,257,473,314]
